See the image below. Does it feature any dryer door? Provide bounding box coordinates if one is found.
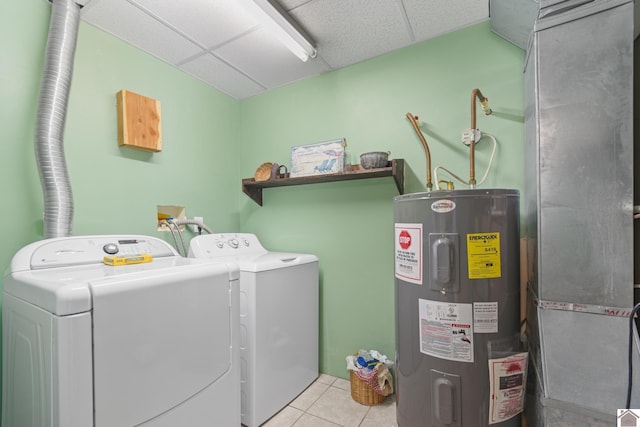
[90,263,232,427]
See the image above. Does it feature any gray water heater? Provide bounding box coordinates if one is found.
[394,189,521,427]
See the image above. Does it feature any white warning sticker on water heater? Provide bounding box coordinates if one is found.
[418,299,474,363]
[474,302,499,333]
[488,352,528,424]
[395,223,423,285]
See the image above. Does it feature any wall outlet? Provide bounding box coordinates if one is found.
[192,216,203,233]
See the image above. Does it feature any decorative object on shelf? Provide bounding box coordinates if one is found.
[254,162,274,182]
[242,159,405,206]
[270,163,288,180]
[360,151,390,169]
[290,138,347,177]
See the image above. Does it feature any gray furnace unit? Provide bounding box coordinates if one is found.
[521,0,640,424]
[489,0,640,425]
[394,189,522,426]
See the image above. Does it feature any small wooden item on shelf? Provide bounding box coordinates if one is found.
[253,162,273,182]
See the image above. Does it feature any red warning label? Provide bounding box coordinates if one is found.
[395,223,422,285]
[399,230,412,250]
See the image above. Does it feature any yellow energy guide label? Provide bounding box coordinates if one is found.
[103,254,153,266]
[466,232,501,279]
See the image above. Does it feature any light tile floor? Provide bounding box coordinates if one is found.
[261,374,398,427]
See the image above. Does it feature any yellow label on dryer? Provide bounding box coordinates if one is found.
[103,253,153,266]
[466,232,501,279]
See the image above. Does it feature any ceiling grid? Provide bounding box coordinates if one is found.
[79,0,490,99]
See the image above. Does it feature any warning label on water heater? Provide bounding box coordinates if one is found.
[418,299,474,363]
[474,302,499,333]
[488,352,528,424]
[395,223,423,285]
[467,232,501,279]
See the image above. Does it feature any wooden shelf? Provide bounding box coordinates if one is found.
[242,159,405,206]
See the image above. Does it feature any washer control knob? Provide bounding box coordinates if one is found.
[228,238,239,249]
[215,240,224,249]
[103,243,119,255]
[240,238,249,247]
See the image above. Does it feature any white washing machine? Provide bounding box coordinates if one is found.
[188,233,318,427]
[1,235,240,427]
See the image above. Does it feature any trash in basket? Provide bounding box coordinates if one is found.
[346,349,394,405]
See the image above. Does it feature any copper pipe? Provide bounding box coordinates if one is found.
[469,88,491,188]
[406,112,433,190]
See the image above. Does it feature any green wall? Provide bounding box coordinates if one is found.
[1,0,525,411]
[1,0,240,278]
[1,1,240,412]
[238,22,525,376]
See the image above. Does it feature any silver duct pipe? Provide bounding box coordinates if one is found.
[35,0,80,238]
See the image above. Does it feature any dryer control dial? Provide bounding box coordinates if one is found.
[215,240,224,248]
[228,238,239,249]
[103,243,119,255]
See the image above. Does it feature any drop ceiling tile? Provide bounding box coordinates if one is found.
[276,0,314,11]
[179,53,266,99]
[403,0,489,42]
[214,28,329,89]
[129,0,258,49]
[289,0,414,69]
[81,0,203,64]
[80,0,491,99]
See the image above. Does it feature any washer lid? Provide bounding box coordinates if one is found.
[213,252,318,272]
[189,233,318,272]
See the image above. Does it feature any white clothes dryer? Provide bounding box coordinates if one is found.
[2,235,240,427]
[188,233,318,427]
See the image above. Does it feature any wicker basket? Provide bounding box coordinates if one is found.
[349,369,386,406]
[253,162,273,182]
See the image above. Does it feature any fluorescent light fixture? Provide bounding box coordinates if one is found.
[239,0,317,62]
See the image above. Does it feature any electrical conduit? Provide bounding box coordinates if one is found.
[35,0,81,238]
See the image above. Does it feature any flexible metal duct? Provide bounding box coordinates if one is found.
[35,0,80,238]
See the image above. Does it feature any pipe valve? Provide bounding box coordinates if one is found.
[480,99,492,115]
